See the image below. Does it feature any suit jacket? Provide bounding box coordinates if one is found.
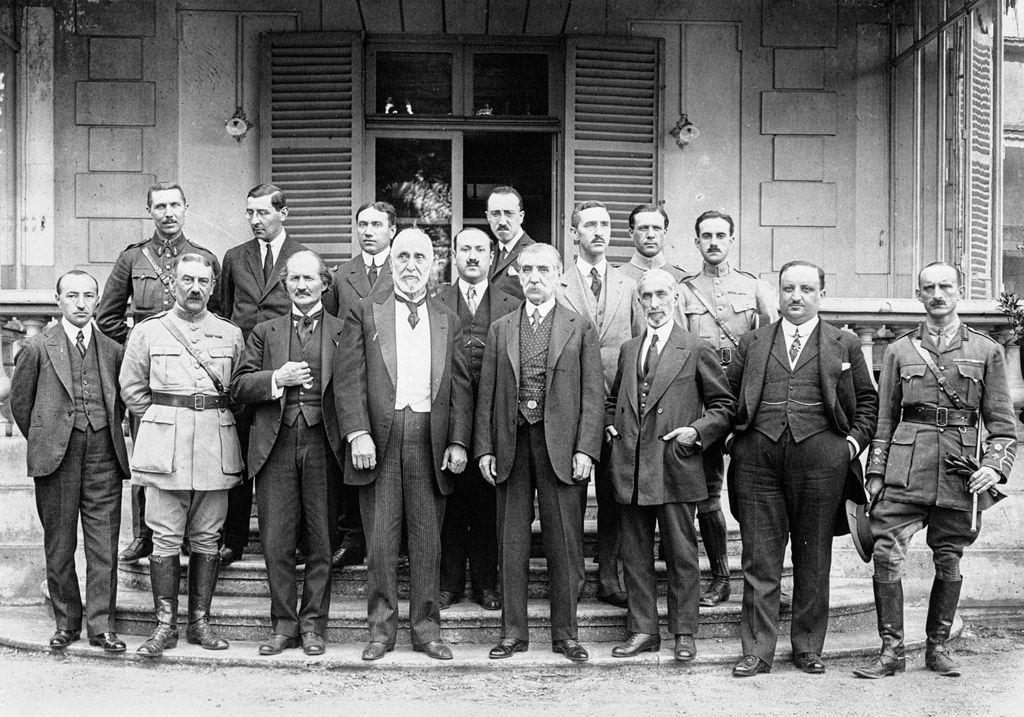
[726,318,879,533]
[605,324,735,506]
[437,282,520,385]
[10,323,130,478]
[323,254,393,319]
[489,232,536,301]
[334,291,473,495]
[473,303,605,485]
[557,262,644,393]
[230,312,346,475]
[218,236,308,338]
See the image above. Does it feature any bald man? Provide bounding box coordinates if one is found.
[335,228,473,661]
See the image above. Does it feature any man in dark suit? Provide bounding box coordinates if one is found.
[231,251,344,657]
[335,228,472,661]
[727,261,877,677]
[217,183,308,566]
[323,200,398,569]
[11,270,130,652]
[604,269,735,661]
[437,228,518,611]
[486,186,536,301]
[475,243,605,663]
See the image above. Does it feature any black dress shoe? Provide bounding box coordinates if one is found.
[489,638,529,659]
[413,640,453,660]
[793,652,826,674]
[49,629,80,649]
[478,589,501,611]
[596,591,628,609]
[733,654,771,678]
[302,632,326,656]
[552,638,589,663]
[674,634,697,662]
[438,590,461,610]
[88,632,126,653]
[118,537,152,564]
[361,641,394,661]
[612,633,661,658]
[331,547,364,569]
[258,633,300,656]
[219,544,243,567]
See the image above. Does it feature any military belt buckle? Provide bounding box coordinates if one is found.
[719,348,732,366]
[935,407,947,427]
[193,394,206,411]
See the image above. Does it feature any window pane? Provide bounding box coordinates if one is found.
[375,52,452,115]
[472,53,549,116]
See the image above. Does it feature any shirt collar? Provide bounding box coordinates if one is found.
[629,252,667,272]
[292,301,324,320]
[458,278,487,300]
[61,318,93,346]
[702,260,732,278]
[394,287,427,304]
[362,249,389,268]
[925,319,961,338]
[645,320,674,349]
[497,230,525,253]
[576,256,607,277]
[260,230,286,256]
[781,316,819,339]
[526,296,556,319]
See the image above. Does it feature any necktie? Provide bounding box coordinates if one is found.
[262,243,274,285]
[529,310,539,331]
[466,286,478,315]
[929,328,946,352]
[296,311,321,346]
[367,262,379,287]
[76,330,86,358]
[643,333,659,377]
[789,329,802,365]
[398,294,425,329]
[590,267,602,300]
[495,248,508,275]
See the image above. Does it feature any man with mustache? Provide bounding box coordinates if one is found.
[120,253,244,658]
[557,200,644,608]
[335,228,472,661]
[677,210,777,608]
[853,262,1016,679]
[726,261,877,677]
[96,181,221,567]
[617,204,687,283]
[486,186,535,301]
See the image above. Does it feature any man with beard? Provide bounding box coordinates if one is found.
[486,186,536,301]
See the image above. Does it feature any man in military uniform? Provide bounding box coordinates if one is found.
[676,210,777,607]
[853,262,1016,680]
[96,181,221,565]
[617,204,687,283]
[120,253,244,658]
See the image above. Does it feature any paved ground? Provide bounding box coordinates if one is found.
[0,620,1021,716]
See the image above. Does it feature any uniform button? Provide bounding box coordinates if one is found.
[718,306,725,311]
[191,325,198,331]
[657,408,663,414]
[195,363,201,368]
[165,264,171,270]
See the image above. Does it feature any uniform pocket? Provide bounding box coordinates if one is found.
[883,422,916,488]
[131,270,160,311]
[132,405,176,473]
[729,296,756,314]
[955,362,984,406]
[207,346,234,385]
[149,345,183,388]
[218,408,244,475]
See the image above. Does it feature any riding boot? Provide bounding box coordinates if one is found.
[853,579,906,678]
[925,577,963,677]
[185,552,230,650]
[697,510,731,607]
[137,554,180,658]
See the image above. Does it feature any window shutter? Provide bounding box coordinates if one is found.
[565,38,662,264]
[260,32,363,265]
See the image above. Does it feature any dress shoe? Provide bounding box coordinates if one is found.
[438,590,461,610]
[218,544,243,567]
[596,591,628,609]
[413,640,453,660]
[489,638,529,659]
[478,589,501,611]
[612,633,660,658]
[792,652,826,674]
[331,547,364,569]
[674,634,697,662]
[119,537,152,564]
[361,641,394,661]
[698,578,731,607]
[88,632,126,653]
[733,654,771,678]
[552,638,589,663]
[302,632,326,656]
[258,633,299,656]
[49,629,80,649]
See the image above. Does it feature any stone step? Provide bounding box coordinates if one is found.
[119,553,772,600]
[112,576,874,644]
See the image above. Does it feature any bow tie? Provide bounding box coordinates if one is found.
[294,311,323,327]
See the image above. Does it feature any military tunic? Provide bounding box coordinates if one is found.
[96,233,222,344]
[616,251,687,283]
[119,307,244,491]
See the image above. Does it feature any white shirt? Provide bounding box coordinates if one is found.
[575,256,608,280]
[525,296,556,323]
[497,230,525,257]
[394,290,432,412]
[260,230,287,268]
[638,320,673,368]
[458,278,488,308]
[781,316,819,369]
[361,250,389,270]
[270,301,324,398]
[61,318,93,349]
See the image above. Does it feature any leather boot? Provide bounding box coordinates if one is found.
[698,510,731,607]
[925,577,963,677]
[853,579,906,678]
[137,554,180,658]
[185,552,229,650]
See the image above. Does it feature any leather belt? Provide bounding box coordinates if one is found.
[901,405,977,427]
[151,391,229,411]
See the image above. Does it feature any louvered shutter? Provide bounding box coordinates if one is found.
[565,38,661,264]
[260,33,363,265]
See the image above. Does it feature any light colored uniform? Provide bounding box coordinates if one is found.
[616,251,687,284]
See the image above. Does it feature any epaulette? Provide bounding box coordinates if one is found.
[679,270,700,281]
[137,310,169,323]
[213,314,242,330]
[186,240,217,258]
[892,328,916,341]
[966,326,998,344]
[123,239,149,251]
[735,268,760,280]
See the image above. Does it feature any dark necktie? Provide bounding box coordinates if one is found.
[296,311,322,346]
[262,243,274,286]
[590,267,602,300]
[789,329,802,365]
[643,333,659,377]
[495,248,508,275]
[398,294,425,329]
[76,330,86,358]
[367,262,379,287]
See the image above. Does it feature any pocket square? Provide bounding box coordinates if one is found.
[841,362,851,371]
[507,266,519,277]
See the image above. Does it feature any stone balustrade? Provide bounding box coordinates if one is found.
[0,290,62,436]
